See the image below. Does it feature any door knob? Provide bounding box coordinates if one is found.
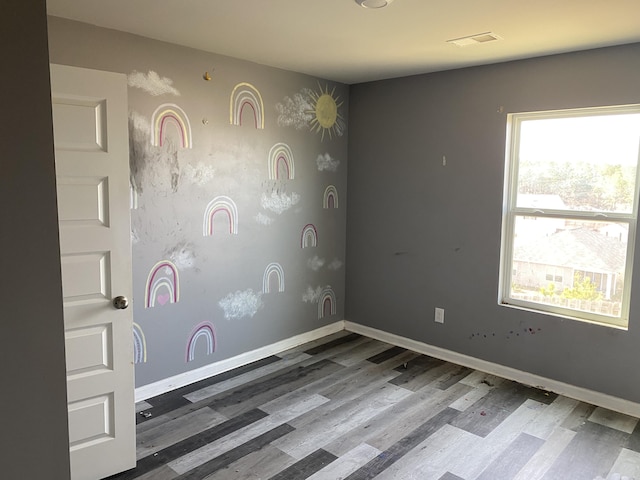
[113,296,129,310]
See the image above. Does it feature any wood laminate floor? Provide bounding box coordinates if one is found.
[108,332,640,480]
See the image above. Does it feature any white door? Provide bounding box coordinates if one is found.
[50,64,135,480]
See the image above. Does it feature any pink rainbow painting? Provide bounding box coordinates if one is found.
[268,143,295,180]
[185,321,216,362]
[150,103,192,149]
[145,260,180,308]
[323,185,338,209]
[203,196,238,236]
[263,262,285,293]
[301,224,318,248]
[230,83,264,129]
[133,322,147,364]
[318,287,337,319]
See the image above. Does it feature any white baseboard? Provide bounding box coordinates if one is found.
[345,321,640,418]
[135,318,640,418]
[135,321,345,402]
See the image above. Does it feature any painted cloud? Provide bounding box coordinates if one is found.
[316,153,340,172]
[303,285,329,303]
[307,256,325,272]
[128,70,181,97]
[261,191,300,215]
[328,259,343,271]
[255,213,274,226]
[219,289,263,320]
[275,88,314,130]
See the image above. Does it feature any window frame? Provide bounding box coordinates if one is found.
[499,104,640,329]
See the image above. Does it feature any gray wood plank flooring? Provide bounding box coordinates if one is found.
[108,332,640,480]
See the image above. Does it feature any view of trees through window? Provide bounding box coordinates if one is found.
[502,107,640,327]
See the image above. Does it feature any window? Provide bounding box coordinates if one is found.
[500,105,640,328]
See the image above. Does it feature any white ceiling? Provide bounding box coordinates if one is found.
[46,0,640,85]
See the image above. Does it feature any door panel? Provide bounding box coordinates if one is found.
[51,64,135,480]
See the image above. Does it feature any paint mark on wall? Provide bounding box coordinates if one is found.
[263,263,285,293]
[218,289,263,320]
[165,242,197,270]
[261,191,300,215]
[151,103,193,149]
[308,256,325,272]
[203,196,239,236]
[133,322,147,364]
[268,143,295,180]
[145,260,180,308]
[130,178,139,210]
[181,162,216,187]
[469,327,542,340]
[128,70,181,97]
[318,287,337,319]
[323,185,338,208]
[185,321,216,362]
[130,110,182,193]
[316,153,340,172]
[230,82,265,129]
[301,224,318,248]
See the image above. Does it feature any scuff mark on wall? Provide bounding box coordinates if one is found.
[129,110,181,194]
[181,162,216,187]
[164,241,197,271]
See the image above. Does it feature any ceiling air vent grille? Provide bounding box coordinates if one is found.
[447,32,502,47]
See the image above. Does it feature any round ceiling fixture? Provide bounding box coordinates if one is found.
[355,0,394,8]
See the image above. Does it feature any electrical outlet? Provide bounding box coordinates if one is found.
[435,307,445,324]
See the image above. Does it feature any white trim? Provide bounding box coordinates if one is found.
[135,318,640,418]
[135,321,345,402]
[344,321,640,418]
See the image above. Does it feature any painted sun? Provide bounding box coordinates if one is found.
[308,84,344,141]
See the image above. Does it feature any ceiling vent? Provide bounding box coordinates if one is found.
[355,0,394,8]
[447,32,502,47]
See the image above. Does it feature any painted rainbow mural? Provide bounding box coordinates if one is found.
[185,321,216,362]
[203,196,239,236]
[133,322,147,364]
[230,82,264,129]
[150,103,193,149]
[323,185,338,209]
[301,223,318,248]
[318,287,337,319]
[263,262,285,293]
[268,143,295,180]
[144,260,180,308]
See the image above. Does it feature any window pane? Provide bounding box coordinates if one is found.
[516,113,640,213]
[509,216,628,317]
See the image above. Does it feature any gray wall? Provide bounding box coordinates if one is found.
[346,43,640,403]
[1,1,70,478]
[48,17,349,387]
